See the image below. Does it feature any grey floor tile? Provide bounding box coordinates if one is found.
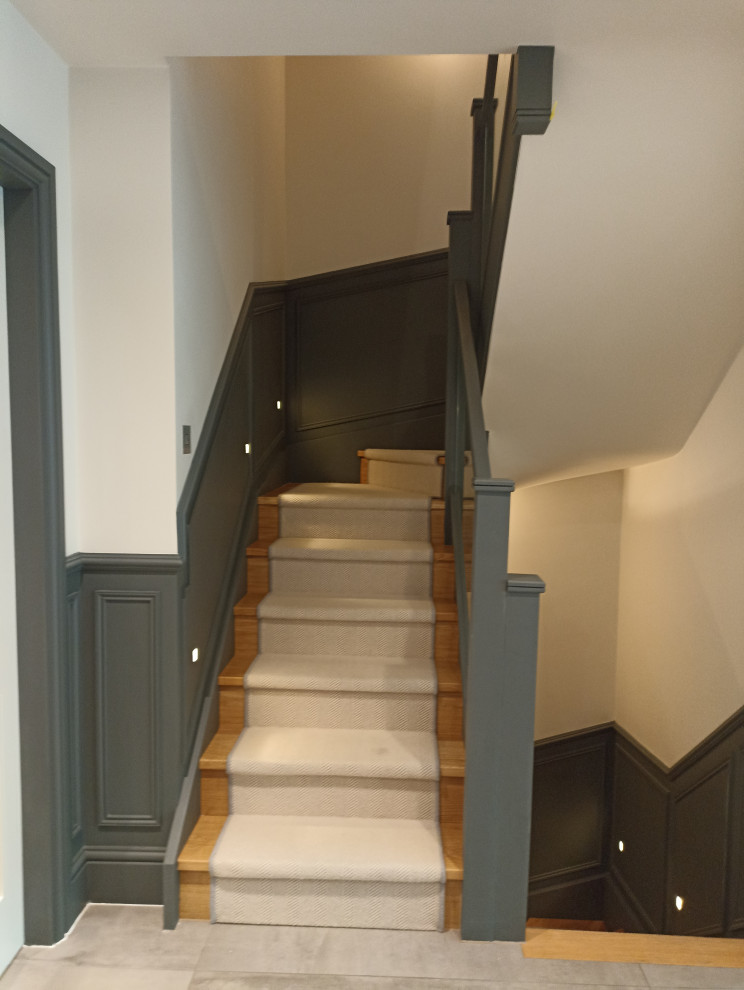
[19,903,210,971]
[190,976,653,990]
[190,975,499,989]
[0,960,193,989]
[499,954,649,986]
[197,924,518,981]
[642,963,744,988]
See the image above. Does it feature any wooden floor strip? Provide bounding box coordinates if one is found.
[522,928,744,968]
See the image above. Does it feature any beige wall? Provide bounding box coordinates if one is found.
[615,342,744,768]
[508,471,623,740]
[284,55,484,279]
[170,57,287,493]
[71,68,177,553]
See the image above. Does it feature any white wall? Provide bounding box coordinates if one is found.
[170,57,286,493]
[508,471,623,740]
[0,0,77,551]
[0,185,24,976]
[615,343,744,768]
[285,56,483,279]
[482,21,744,489]
[71,68,177,553]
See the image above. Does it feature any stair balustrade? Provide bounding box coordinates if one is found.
[443,47,553,942]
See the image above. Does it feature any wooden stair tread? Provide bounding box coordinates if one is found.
[246,540,272,557]
[234,591,266,617]
[200,733,240,771]
[178,814,226,871]
[527,918,607,932]
[219,654,252,685]
[439,739,465,776]
[257,483,296,504]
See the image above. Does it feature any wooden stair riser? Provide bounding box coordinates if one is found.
[246,553,269,596]
[201,770,229,816]
[219,685,246,734]
[435,618,458,662]
[444,881,463,931]
[257,497,280,543]
[440,776,464,825]
[437,693,463,742]
[233,615,258,659]
[180,870,210,920]
[433,556,455,600]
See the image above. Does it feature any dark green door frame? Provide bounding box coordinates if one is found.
[1,123,79,944]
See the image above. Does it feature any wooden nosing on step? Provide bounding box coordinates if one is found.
[527,918,607,932]
[257,483,296,504]
[438,739,465,777]
[233,591,265,617]
[246,541,272,557]
[200,733,240,771]
[434,599,458,622]
[522,928,744,967]
[178,814,227,871]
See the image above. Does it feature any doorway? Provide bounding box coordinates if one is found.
[0,123,79,947]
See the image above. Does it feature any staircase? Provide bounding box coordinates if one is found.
[178,470,465,931]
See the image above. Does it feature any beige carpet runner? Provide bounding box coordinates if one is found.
[210,483,446,930]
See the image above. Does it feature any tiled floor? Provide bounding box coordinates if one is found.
[1,905,742,990]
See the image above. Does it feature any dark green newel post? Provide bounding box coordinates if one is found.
[460,478,545,940]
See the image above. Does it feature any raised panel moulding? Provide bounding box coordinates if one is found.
[95,591,161,828]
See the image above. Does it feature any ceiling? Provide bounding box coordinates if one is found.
[9,0,744,486]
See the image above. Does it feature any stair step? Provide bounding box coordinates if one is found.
[244,653,437,731]
[270,537,433,562]
[279,483,430,541]
[211,814,445,929]
[269,537,432,598]
[245,653,437,694]
[227,726,438,819]
[258,593,435,623]
[258,593,435,658]
[228,726,439,780]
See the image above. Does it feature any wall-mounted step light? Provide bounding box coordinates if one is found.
[675,895,684,911]
[618,840,624,852]
[192,648,199,663]
[245,443,251,454]
[276,400,282,410]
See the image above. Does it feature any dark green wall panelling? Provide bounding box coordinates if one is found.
[66,555,182,903]
[609,739,669,932]
[530,716,744,936]
[178,286,288,758]
[608,712,744,938]
[531,727,612,882]
[286,251,448,482]
[528,726,613,920]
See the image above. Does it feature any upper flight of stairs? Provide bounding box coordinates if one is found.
[178,468,466,932]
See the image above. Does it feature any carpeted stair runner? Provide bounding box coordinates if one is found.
[210,483,446,930]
